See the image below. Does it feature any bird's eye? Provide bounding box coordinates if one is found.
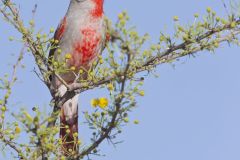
[75,0,87,2]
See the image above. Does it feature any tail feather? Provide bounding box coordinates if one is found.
[60,94,79,155]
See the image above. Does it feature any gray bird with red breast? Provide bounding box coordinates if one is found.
[49,0,106,156]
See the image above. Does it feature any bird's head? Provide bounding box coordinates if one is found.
[74,0,103,2]
[71,0,104,18]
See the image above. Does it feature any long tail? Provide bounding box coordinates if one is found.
[60,94,79,156]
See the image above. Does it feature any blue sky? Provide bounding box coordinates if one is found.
[1,0,240,160]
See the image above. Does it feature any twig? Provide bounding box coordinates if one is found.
[0,133,27,159]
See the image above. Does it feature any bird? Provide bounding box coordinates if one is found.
[48,0,106,156]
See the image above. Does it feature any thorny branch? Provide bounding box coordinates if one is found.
[0,0,69,92]
[54,20,240,105]
[78,40,132,158]
[0,134,27,160]
[0,47,25,158]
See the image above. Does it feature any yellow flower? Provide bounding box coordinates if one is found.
[73,132,78,137]
[65,53,72,59]
[91,99,99,108]
[70,66,76,71]
[194,13,199,18]
[206,7,211,13]
[15,126,21,134]
[66,129,70,134]
[36,33,41,39]
[1,106,6,112]
[107,83,114,91]
[8,36,14,41]
[139,90,145,96]
[231,22,236,28]
[29,20,34,26]
[123,118,129,123]
[77,140,82,145]
[54,40,59,44]
[9,135,14,140]
[79,69,84,74]
[98,98,108,109]
[173,16,179,21]
[57,49,62,54]
[118,13,124,19]
[50,27,55,33]
[99,59,104,64]
[60,156,65,160]
[133,120,139,124]
[58,139,63,145]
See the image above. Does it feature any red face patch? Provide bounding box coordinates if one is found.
[91,0,104,18]
[70,28,101,67]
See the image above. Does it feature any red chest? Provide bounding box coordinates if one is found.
[69,27,102,68]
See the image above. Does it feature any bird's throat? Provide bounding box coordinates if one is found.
[91,0,104,18]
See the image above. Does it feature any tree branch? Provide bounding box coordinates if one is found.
[0,133,27,160]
